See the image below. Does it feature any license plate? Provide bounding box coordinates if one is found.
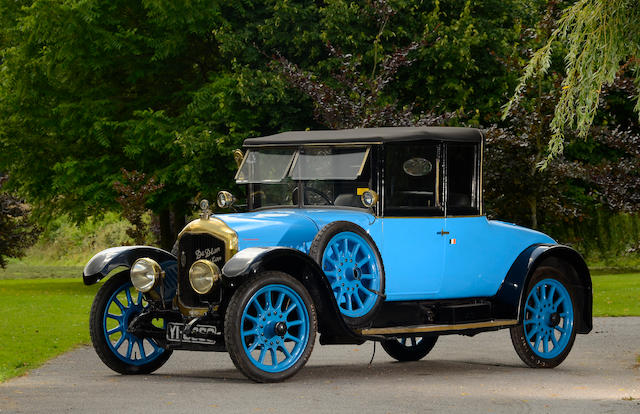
[166,322,218,344]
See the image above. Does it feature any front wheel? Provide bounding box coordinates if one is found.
[381,336,438,362]
[89,271,172,375]
[224,271,317,382]
[510,266,576,368]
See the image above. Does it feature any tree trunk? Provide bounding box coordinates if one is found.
[159,209,172,251]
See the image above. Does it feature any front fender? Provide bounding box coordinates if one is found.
[222,247,363,344]
[493,244,592,334]
[83,246,176,285]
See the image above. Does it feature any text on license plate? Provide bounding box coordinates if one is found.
[166,322,218,344]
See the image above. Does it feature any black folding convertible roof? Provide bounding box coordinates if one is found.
[243,127,484,147]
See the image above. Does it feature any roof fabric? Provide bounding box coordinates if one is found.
[243,127,484,146]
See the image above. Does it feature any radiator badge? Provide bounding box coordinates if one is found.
[195,247,222,264]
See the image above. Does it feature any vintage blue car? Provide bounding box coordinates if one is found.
[83,127,592,382]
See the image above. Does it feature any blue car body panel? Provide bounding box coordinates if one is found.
[217,209,378,253]
[380,217,446,298]
[217,208,556,302]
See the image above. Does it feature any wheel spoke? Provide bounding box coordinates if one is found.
[357,257,369,267]
[360,273,374,280]
[284,302,298,316]
[126,338,134,359]
[346,293,353,311]
[351,244,360,259]
[533,332,542,351]
[285,333,301,343]
[113,334,125,350]
[125,289,133,306]
[353,292,364,308]
[137,339,145,358]
[274,293,285,311]
[525,304,538,314]
[531,289,541,306]
[270,348,278,366]
[550,333,559,347]
[242,329,258,337]
[252,299,264,314]
[525,326,537,341]
[247,341,261,353]
[288,320,303,328]
[106,312,122,322]
[279,344,292,359]
[548,286,556,303]
[542,336,549,353]
[106,326,121,335]
[265,291,273,309]
[258,348,266,364]
[112,297,126,312]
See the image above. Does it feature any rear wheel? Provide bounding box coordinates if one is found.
[381,336,438,362]
[89,271,172,375]
[510,266,576,368]
[225,271,317,382]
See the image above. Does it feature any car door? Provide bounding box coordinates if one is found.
[440,142,499,298]
[381,141,446,300]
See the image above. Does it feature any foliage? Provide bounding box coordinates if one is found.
[0,278,100,381]
[0,175,40,268]
[504,0,640,160]
[113,169,163,245]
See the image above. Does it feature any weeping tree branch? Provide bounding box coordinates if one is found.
[503,0,640,164]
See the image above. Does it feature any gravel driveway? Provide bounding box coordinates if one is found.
[1,317,639,413]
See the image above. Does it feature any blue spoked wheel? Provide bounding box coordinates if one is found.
[510,266,577,368]
[225,271,317,382]
[310,221,385,327]
[90,271,171,375]
[381,335,438,362]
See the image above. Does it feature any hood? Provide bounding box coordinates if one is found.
[216,208,376,253]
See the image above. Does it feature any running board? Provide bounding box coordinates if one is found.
[358,319,519,336]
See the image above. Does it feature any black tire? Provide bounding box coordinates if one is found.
[510,265,577,368]
[309,221,385,328]
[381,336,438,362]
[224,271,317,383]
[89,271,172,375]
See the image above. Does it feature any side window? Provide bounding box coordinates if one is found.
[446,143,480,215]
[384,142,443,217]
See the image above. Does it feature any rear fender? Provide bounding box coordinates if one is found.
[493,244,592,334]
[222,247,363,344]
[83,246,177,285]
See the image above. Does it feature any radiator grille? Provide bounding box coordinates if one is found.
[178,233,226,307]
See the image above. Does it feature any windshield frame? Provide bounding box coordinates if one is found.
[241,144,376,212]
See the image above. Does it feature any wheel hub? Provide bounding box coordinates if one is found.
[274,321,288,337]
[548,312,560,327]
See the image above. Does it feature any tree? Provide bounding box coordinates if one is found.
[504,0,640,160]
[0,175,40,268]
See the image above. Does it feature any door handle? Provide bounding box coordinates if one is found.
[437,229,450,236]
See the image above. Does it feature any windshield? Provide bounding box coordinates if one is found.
[235,148,296,183]
[237,146,373,209]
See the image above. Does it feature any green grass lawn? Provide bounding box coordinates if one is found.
[592,273,640,316]
[0,271,638,383]
[0,262,84,280]
[0,278,99,382]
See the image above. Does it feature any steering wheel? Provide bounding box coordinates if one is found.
[292,186,334,206]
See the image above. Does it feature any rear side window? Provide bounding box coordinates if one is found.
[384,142,443,217]
[446,143,480,215]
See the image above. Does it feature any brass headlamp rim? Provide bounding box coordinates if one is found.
[189,259,221,294]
